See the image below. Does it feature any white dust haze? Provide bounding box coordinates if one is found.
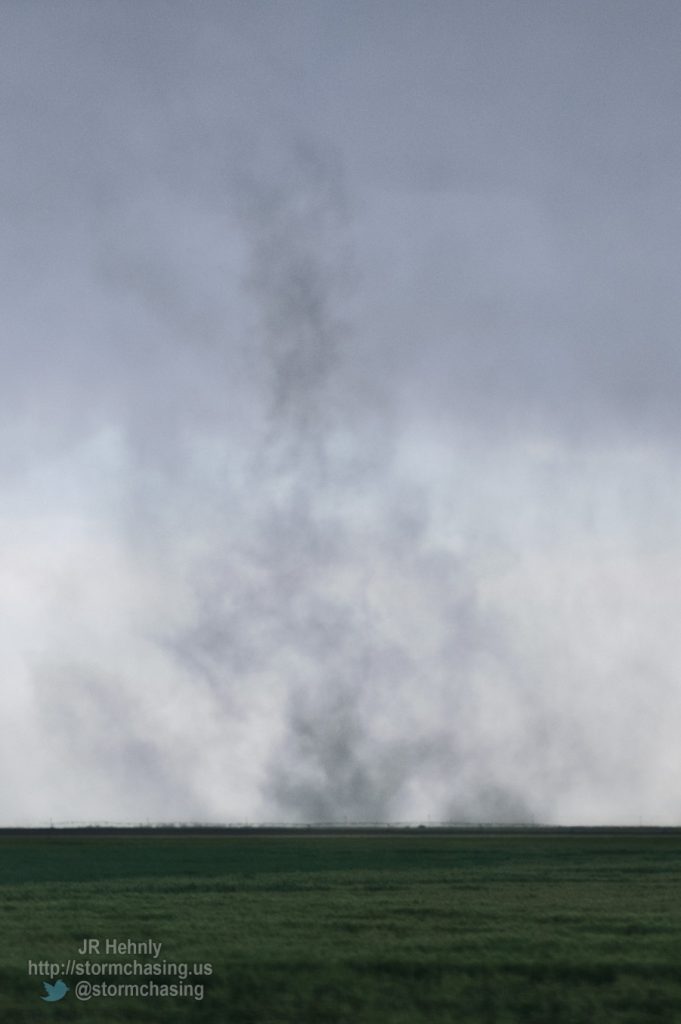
[3,2,681,825]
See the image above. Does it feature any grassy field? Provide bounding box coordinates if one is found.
[1,827,681,1023]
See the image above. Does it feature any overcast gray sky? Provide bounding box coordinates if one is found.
[3,1,681,825]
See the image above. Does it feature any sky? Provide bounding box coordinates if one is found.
[3,0,681,825]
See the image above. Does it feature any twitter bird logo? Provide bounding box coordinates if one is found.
[41,979,69,1001]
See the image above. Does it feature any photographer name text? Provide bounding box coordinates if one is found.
[78,939,162,957]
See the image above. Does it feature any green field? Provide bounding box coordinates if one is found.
[1,827,681,1023]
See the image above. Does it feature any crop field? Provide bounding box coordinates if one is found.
[1,827,681,1023]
